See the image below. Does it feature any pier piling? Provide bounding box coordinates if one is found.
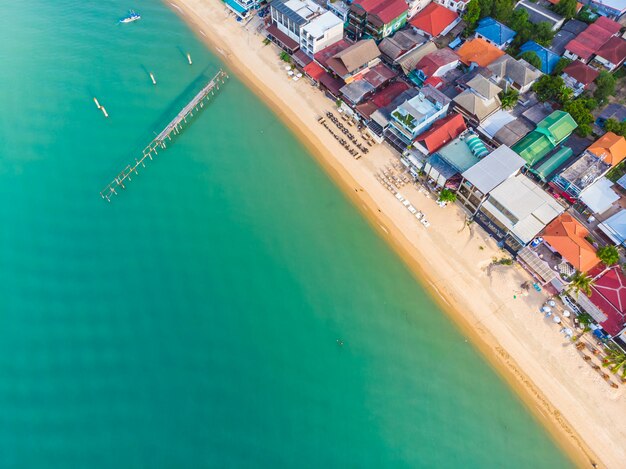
[99,69,229,201]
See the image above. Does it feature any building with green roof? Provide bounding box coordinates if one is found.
[511,111,577,167]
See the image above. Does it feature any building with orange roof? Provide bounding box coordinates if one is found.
[541,214,600,272]
[588,132,626,167]
[456,38,504,67]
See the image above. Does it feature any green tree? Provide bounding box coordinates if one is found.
[535,22,556,46]
[508,8,529,31]
[568,271,595,298]
[518,51,542,69]
[439,188,457,203]
[603,346,626,377]
[605,118,626,137]
[533,75,571,103]
[553,57,572,76]
[464,0,481,28]
[597,245,620,266]
[492,0,514,23]
[564,98,597,136]
[478,0,494,18]
[594,71,616,106]
[499,88,519,109]
[554,0,578,19]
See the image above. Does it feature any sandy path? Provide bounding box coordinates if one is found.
[165,1,626,466]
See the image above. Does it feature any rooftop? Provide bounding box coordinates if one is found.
[557,150,611,192]
[483,173,564,243]
[595,36,626,65]
[519,41,560,74]
[579,177,620,215]
[409,3,459,37]
[378,29,427,61]
[326,39,381,76]
[589,266,626,336]
[565,16,621,61]
[588,132,626,167]
[461,145,525,194]
[541,214,600,272]
[352,0,408,23]
[514,0,563,26]
[562,60,599,86]
[475,17,516,46]
[415,112,467,153]
[457,38,505,67]
[415,48,459,76]
[599,209,626,246]
[487,54,541,88]
[512,111,577,166]
[340,80,376,104]
[494,118,534,147]
[393,85,450,130]
[273,0,324,25]
[550,19,587,55]
[437,133,486,173]
[355,80,410,118]
[599,103,626,123]
[301,11,343,37]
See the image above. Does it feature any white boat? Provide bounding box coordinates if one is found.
[120,10,141,23]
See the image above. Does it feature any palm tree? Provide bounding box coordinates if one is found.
[603,346,626,377]
[567,271,595,298]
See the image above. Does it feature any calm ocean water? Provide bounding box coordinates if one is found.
[0,1,572,467]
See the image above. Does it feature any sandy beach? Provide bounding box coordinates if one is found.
[165,1,626,466]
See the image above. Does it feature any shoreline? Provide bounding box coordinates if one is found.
[165,1,625,467]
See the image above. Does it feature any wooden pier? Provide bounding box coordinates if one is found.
[100,69,229,201]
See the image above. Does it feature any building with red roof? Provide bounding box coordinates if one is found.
[347,0,408,41]
[594,36,626,72]
[413,48,459,83]
[564,16,621,63]
[561,61,599,96]
[355,81,410,118]
[414,113,466,154]
[409,3,460,38]
[587,266,626,337]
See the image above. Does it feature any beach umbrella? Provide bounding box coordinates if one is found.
[553,316,561,324]
[562,328,573,337]
[563,310,571,318]
[548,300,556,307]
[541,306,552,313]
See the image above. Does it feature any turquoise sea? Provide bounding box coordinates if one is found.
[0,1,572,467]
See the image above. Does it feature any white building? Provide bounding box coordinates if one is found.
[300,11,344,56]
[270,0,325,43]
[434,0,469,13]
[407,0,433,18]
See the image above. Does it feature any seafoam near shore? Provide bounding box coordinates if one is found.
[166,0,626,466]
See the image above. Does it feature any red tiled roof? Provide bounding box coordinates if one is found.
[589,266,626,336]
[355,81,410,118]
[304,61,326,81]
[314,40,350,71]
[353,0,408,24]
[565,18,620,61]
[541,214,600,272]
[415,48,459,77]
[596,36,626,65]
[562,61,599,86]
[363,62,398,88]
[594,16,622,35]
[415,113,466,153]
[409,3,458,37]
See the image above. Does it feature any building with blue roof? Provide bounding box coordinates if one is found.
[519,41,560,74]
[474,17,516,50]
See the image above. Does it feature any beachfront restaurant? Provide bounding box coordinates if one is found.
[457,144,525,215]
[422,133,488,189]
[474,173,564,254]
